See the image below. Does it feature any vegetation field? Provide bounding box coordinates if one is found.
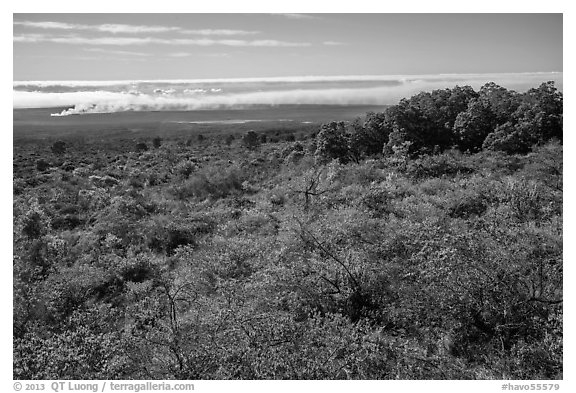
[13,83,562,380]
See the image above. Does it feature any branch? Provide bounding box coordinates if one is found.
[528,297,563,305]
[319,274,341,294]
[294,217,361,291]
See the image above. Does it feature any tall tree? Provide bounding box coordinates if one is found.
[315,121,351,164]
[454,98,498,152]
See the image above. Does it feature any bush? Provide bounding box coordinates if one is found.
[447,193,488,219]
[20,202,50,239]
[36,159,50,171]
[406,151,475,179]
[147,222,200,256]
[242,131,260,149]
[135,142,148,152]
[51,140,67,155]
[499,178,550,221]
[171,168,243,200]
[174,160,196,179]
[225,134,235,146]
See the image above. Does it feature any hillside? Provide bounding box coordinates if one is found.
[13,82,563,380]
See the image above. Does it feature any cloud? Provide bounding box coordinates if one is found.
[14,34,157,45]
[97,24,178,34]
[14,72,563,90]
[14,20,261,36]
[13,34,311,47]
[12,72,562,116]
[153,52,231,59]
[167,52,193,58]
[180,29,259,36]
[323,41,346,46]
[13,90,126,109]
[200,53,230,58]
[13,21,179,34]
[84,48,153,57]
[272,14,321,20]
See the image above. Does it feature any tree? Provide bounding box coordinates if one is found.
[478,82,521,123]
[348,113,392,162]
[51,140,67,155]
[520,81,563,142]
[482,122,529,154]
[135,142,148,152]
[314,122,351,164]
[381,101,433,155]
[383,86,478,155]
[242,131,260,150]
[483,82,563,154]
[152,137,162,148]
[453,99,498,152]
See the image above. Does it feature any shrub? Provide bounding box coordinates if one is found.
[51,214,83,230]
[406,151,475,179]
[225,134,235,146]
[499,178,550,221]
[20,201,50,239]
[242,131,260,149]
[135,142,148,152]
[447,194,488,219]
[171,169,243,200]
[270,192,286,207]
[147,222,199,256]
[358,186,393,217]
[51,140,67,155]
[174,160,196,179]
[36,159,50,171]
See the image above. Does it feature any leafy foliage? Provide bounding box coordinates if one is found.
[242,131,261,150]
[312,82,562,158]
[315,121,351,164]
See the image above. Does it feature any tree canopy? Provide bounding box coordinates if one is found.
[314,81,562,164]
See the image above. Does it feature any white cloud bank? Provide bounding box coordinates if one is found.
[14,73,561,90]
[12,73,562,116]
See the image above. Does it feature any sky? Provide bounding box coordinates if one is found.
[13,13,562,81]
[11,13,563,112]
